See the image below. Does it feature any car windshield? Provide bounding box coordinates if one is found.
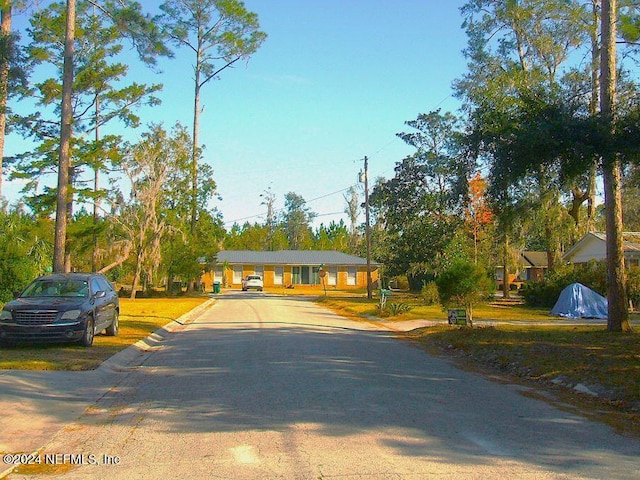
[21,279,89,298]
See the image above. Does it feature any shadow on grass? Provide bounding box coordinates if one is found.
[407,325,640,436]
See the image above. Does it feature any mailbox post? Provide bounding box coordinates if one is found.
[379,288,391,309]
[318,265,327,296]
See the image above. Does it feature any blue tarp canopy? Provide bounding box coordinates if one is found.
[550,283,608,319]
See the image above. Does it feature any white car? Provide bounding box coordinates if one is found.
[242,275,264,291]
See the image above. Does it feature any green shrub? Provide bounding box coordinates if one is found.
[391,276,410,290]
[520,279,561,307]
[575,260,607,294]
[386,302,412,316]
[521,261,607,308]
[436,260,493,323]
[627,267,640,310]
[0,212,52,303]
[421,281,440,306]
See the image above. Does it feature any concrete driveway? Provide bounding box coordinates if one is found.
[2,292,639,479]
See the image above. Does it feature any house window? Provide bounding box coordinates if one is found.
[291,266,318,285]
[254,265,264,277]
[292,266,301,284]
[347,266,357,286]
[233,265,243,284]
[214,266,223,282]
[326,266,337,286]
[274,266,283,285]
[301,266,311,284]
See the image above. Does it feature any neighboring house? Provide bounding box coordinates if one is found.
[519,251,549,282]
[495,251,548,289]
[562,232,640,268]
[201,250,380,291]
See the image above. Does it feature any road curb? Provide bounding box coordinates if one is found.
[97,297,217,373]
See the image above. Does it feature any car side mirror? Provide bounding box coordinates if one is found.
[13,291,20,299]
[93,290,106,299]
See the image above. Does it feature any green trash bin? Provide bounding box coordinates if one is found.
[213,281,221,294]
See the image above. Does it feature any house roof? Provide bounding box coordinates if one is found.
[563,231,640,262]
[214,250,378,266]
[521,251,548,268]
[495,251,548,269]
[599,232,640,252]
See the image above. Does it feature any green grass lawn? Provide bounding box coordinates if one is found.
[0,297,210,371]
[316,292,553,322]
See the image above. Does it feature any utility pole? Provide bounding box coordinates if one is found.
[360,156,373,299]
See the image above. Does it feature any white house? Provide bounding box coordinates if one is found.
[563,232,640,268]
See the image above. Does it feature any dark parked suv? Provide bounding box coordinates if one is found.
[0,273,119,347]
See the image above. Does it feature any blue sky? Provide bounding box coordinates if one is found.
[5,0,470,229]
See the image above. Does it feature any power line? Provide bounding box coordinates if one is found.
[222,184,356,226]
[316,211,345,217]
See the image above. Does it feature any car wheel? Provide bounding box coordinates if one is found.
[105,311,119,336]
[80,317,95,347]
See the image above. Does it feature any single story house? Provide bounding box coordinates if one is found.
[495,251,548,289]
[562,232,640,268]
[201,250,380,291]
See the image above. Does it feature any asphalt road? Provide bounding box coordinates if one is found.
[3,292,640,479]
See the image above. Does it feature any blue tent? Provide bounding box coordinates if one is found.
[550,283,608,319]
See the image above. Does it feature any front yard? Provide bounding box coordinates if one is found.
[318,292,640,437]
[317,292,554,322]
[0,296,210,370]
